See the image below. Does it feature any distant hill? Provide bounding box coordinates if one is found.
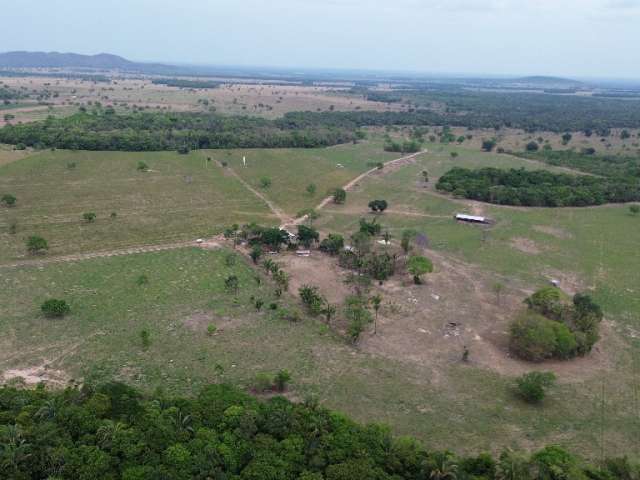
[0,51,182,75]
[511,76,584,88]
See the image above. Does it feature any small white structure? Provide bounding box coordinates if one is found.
[196,238,204,244]
[377,240,391,246]
[455,213,490,224]
[344,245,355,252]
[296,250,311,257]
[550,279,560,287]
[242,156,247,167]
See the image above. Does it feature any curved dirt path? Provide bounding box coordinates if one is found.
[0,239,220,269]
[288,150,428,227]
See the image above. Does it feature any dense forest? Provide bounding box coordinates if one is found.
[0,111,356,151]
[436,167,640,207]
[1,382,637,479]
[362,88,640,132]
[520,150,640,178]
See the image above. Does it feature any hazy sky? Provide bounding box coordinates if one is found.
[4,0,640,78]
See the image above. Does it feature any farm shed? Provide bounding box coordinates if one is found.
[455,213,491,224]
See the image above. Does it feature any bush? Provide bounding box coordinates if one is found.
[207,324,217,336]
[140,329,151,350]
[136,161,149,171]
[26,235,48,255]
[319,233,344,255]
[252,373,274,393]
[333,188,347,204]
[82,212,96,223]
[1,193,16,207]
[259,177,272,189]
[510,312,575,361]
[41,299,70,318]
[516,371,556,403]
[526,141,539,151]
[274,369,291,392]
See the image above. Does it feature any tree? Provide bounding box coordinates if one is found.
[425,452,458,480]
[407,256,433,284]
[306,183,316,196]
[621,129,631,140]
[83,212,96,223]
[41,299,70,318]
[26,235,48,255]
[358,217,381,236]
[481,138,497,152]
[525,141,539,152]
[297,225,319,248]
[1,194,16,207]
[333,188,347,204]
[224,275,239,294]
[319,233,344,255]
[401,229,416,254]
[630,205,640,216]
[561,132,572,145]
[370,294,382,334]
[299,285,324,315]
[274,370,291,392]
[493,282,505,305]
[249,245,262,264]
[515,371,556,403]
[321,301,337,324]
[345,296,372,344]
[136,161,148,172]
[368,199,388,213]
[259,177,272,189]
[421,170,429,183]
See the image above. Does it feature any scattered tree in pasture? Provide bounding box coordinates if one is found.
[224,275,239,294]
[368,199,388,213]
[274,370,291,392]
[421,170,429,183]
[306,183,317,196]
[345,295,372,345]
[299,285,324,315]
[370,294,382,334]
[26,235,48,255]
[207,324,217,336]
[273,270,289,296]
[136,161,149,172]
[450,151,459,158]
[621,129,631,140]
[321,301,337,324]
[259,176,272,189]
[630,204,640,216]
[526,141,539,152]
[250,245,262,264]
[561,132,572,145]
[492,282,505,305]
[82,212,96,223]
[515,371,556,403]
[333,188,347,204]
[401,229,416,254]
[41,299,70,318]
[297,225,319,248]
[358,217,381,236]
[319,233,344,255]
[481,138,497,152]
[407,255,433,284]
[1,194,16,207]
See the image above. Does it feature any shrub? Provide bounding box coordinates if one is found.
[274,370,291,392]
[259,177,272,189]
[252,373,273,393]
[299,285,324,316]
[509,312,575,361]
[41,299,70,318]
[136,161,149,171]
[630,205,640,216]
[526,141,539,152]
[207,324,217,336]
[1,193,16,207]
[333,188,347,204]
[82,212,96,223]
[254,299,264,310]
[516,371,556,403]
[524,287,563,318]
[26,235,48,255]
[136,274,149,286]
[319,233,344,255]
[407,255,433,284]
[140,329,151,350]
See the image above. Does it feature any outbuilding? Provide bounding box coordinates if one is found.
[455,213,491,224]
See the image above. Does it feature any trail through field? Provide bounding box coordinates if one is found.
[288,150,428,227]
[221,161,294,226]
[0,239,220,269]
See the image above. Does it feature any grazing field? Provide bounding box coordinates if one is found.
[0,149,274,264]
[209,137,398,217]
[1,247,638,459]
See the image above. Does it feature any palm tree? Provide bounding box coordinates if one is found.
[262,258,275,275]
[96,420,126,449]
[0,424,31,472]
[424,452,458,480]
[370,294,382,334]
[496,449,531,480]
[35,399,60,421]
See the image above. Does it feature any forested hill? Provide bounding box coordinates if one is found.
[0,382,637,479]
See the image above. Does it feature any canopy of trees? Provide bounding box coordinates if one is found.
[151,78,224,89]
[0,382,635,479]
[0,111,357,151]
[436,167,640,207]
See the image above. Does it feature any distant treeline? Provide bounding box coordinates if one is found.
[1,382,637,479]
[0,111,356,151]
[361,88,640,132]
[520,150,640,178]
[151,78,225,89]
[436,167,640,207]
[0,86,23,101]
[0,70,110,82]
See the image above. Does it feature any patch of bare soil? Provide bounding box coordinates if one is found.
[353,249,615,381]
[182,311,244,333]
[542,268,591,296]
[2,365,70,387]
[278,253,350,304]
[533,225,573,239]
[510,237,542,255]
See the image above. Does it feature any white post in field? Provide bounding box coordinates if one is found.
[243,156,246,168]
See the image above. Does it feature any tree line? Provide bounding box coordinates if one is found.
[151,78,224,89]
[0,111,357,151]
[436,167,640,207]
[1,382,637,479]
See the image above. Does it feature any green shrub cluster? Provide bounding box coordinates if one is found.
[510,288,603,362]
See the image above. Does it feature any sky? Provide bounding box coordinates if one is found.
[3,0,640,78]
